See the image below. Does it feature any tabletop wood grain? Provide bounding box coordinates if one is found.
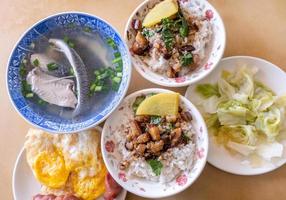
[1,0,286,199]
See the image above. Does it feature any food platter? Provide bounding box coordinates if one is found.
[7,0,286,199]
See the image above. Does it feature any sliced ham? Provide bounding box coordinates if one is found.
[103,173,123,200]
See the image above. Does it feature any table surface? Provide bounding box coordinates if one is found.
[1,0,286,199]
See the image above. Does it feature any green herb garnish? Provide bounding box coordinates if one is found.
[179,17,189,37]
[180,52,193,66]
[47,63,58,71]
[182,133,191,143]
[150,116,162,125]
[196,84,220,98]
[132,96,146,113]
[142,28,155,38]
[33,59,40,67]
[161,18,175,50]
[147,159,163,176]
[166,123,175,132]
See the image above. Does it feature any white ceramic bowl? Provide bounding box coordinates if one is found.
[101,88,208,198]
[12,127,127,200]
[124,0,226,87]
[185,56,286,175]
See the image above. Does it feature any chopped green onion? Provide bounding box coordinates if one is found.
[116,72,123,77]
[69,68,74,76]
[112,76,121,83]
[94,86,103,92]
[38,99,47,105]
[33,59,40,67]
[115,65,122,72]
[106,38,117,49]
[63,36,69,43]
[114,52,121,58]
[98,71,110,80]
[94,70,101,76]
[22,80,31,93]
[83,26,92,33]
[19,63,27,78]
[29,42,35,49]
[47,63,58,71]
[90,83,96,92]
[63,36,75,48]
[25,93,34,98]
[112,57,122,64]
[22,59,28,64]
[68,42,75,48]
[67,22,76,29]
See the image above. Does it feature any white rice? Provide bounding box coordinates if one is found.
[180,1,213,61]
[141,0,213,76]
[115,122,196,183]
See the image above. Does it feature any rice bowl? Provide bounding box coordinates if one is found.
[101,88,208,198]
[125,0,225,87]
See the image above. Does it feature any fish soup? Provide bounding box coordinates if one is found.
[20,24,123,120]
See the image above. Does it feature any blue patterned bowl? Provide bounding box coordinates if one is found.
[6,12,132,133]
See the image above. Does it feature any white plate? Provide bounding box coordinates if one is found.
[185,56,286,175]
[101,88,208,198]
[12,127,127,200]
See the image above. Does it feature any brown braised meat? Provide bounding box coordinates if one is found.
[120,107,193,170]
[131,32,149,55]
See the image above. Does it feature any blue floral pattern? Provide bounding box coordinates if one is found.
[7,12,131,133]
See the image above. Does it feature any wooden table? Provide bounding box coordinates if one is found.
[1,0,286,199]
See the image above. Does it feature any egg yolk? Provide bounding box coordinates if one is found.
[72,165,107,200]
[33,150,70,188]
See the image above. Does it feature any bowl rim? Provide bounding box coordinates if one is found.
[101,88,209,198]
[123,0,226,87]
[185,55,286,175]
[6,11,132,134]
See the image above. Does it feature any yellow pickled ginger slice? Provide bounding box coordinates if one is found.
[136,93,180,116]
[142,0,179,28]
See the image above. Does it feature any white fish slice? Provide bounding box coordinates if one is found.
[49,39,89,117]
[26,68,78,108]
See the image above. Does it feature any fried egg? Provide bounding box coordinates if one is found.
[25,128,107,200]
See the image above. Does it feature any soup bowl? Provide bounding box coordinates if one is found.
[6,12,132,133]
